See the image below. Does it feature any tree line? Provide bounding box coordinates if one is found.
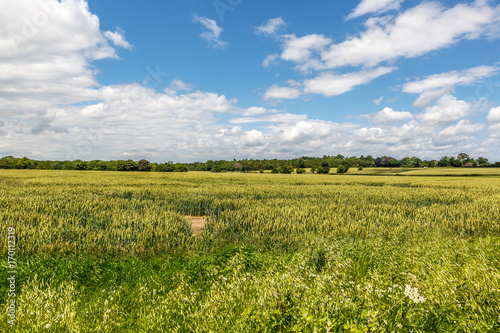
[1,153,498,173]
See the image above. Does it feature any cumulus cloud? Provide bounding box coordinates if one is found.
[421,93,472,125]
[438,120,484,136]
[402,65,498,93]
[412,85,455,108]
[255,17,286,36]
[285,1,499,71]
[281,34,332,72]
[1,0,499,162]
[370,107,413,124]
[303,67,395,97]
[347,0,404,20]
[487,106,500,123]
[193,15,228,49]
[0,0,115,114]
[104,28,133,49]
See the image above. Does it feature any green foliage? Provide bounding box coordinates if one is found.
[137,159,152,172]
[211,165,222,173]
[278,166,294,174]
[358,166,364,171]
[296,168,305,174]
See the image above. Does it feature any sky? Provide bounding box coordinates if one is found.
[1,0,500,163]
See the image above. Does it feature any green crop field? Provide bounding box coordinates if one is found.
[1,169,500,332]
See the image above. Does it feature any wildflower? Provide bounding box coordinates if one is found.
[46,323,51,328]
[404,284,426,303]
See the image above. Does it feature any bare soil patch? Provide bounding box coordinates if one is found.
[185,215,207,236]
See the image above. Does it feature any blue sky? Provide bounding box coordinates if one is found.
[1,0,500,162]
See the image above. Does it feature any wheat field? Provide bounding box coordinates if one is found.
[1,170,499,332]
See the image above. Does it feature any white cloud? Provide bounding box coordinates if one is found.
[487,106,500,123]
[421,93,472,125]
[193,15,228,49]
[255,17,286,36]
[347,0,404,20]
[263,53,279,67]
[1,0,500,162]
[104,28,133,49]
[322,1,500,69]
[438,120,484,136]
[373,96,384,105]
[412,85,455,108]
[264,85,302,100]
[0,0,116,114]
[303,66,395,97]
[403,65,498,93]
[170,79,192,91]
[281,34,332,72]
[489,123,500,137]
[370,107,413,123]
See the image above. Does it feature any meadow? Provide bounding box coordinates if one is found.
[1,169,500,332]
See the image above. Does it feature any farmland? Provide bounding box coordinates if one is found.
[1,169,500,332]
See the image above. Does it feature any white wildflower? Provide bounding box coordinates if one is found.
[404,284,426,303]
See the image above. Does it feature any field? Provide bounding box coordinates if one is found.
[1,169,500,332]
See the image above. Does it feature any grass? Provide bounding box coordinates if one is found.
[1,170,500,332]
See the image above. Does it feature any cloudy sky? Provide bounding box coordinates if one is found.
[1,0,500,162]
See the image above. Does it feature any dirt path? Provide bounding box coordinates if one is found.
[185,215,207,236]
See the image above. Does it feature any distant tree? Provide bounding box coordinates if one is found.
[174,163,188,172]
[296,168,305,174]
[124,159,138,171]
[452,158,463,167]
[388,158,400,168]
[234,163,243,171]
[298,158,306,168]
[358,166,364,171]
[374,157,382,167]
[438,156,450,167]
[310,165,317,174]
[316,166,324,174]
[72,159,87,170]
[411,157,423,167]
[16,157,32,169]
[337,165,350,174]
[495,162,500,167]
[400,157,412,167]
[271,168,279,173]
[211,165,222,173]
[278,166,293,174]
[477,157,488,166]
[94,161,108,170]
[457,153,470,163]
[137,159,152,171]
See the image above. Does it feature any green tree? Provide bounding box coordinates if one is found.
[137,159,152,171]
[211,165,222,173]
